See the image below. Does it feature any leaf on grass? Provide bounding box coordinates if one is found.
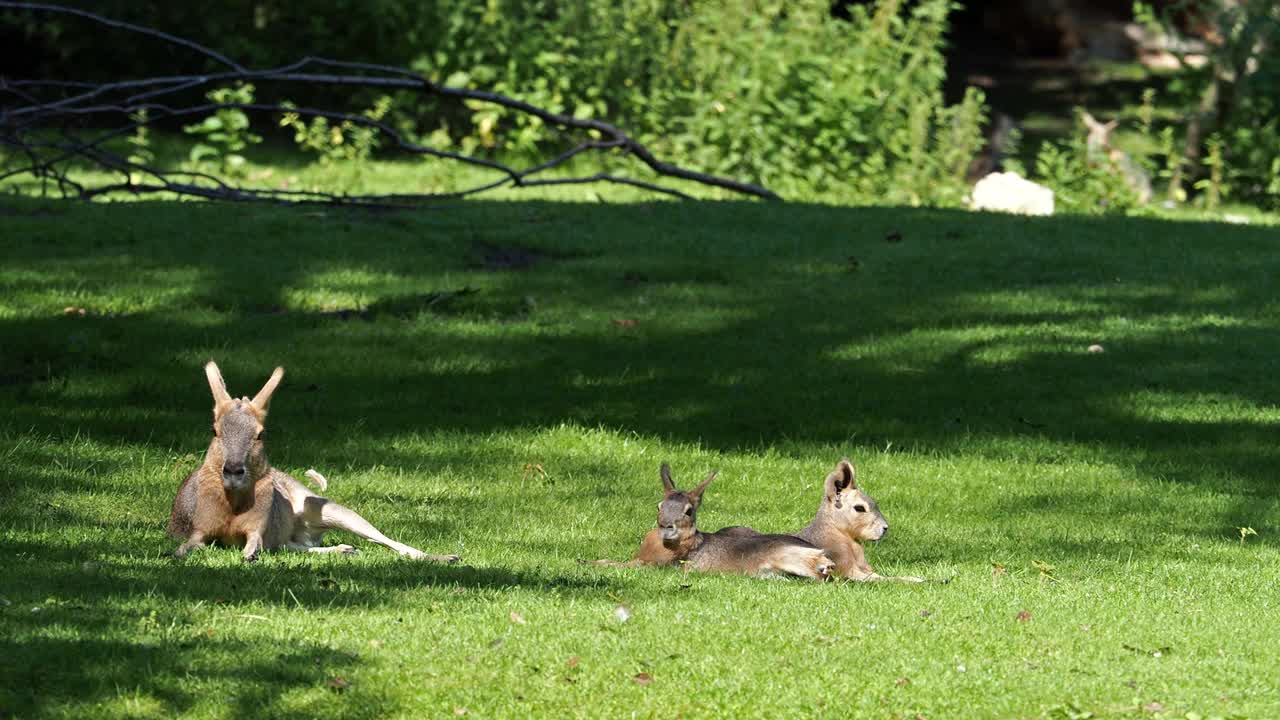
[919,609,933,618]
[1142,702,1164,713]
[613,605,632,623]
[991,562,1007,587]
[63,306,87,317]
[633,672,653,685]
[1016,610,1032,623]
[453,707,468,716]
[895,676,911,687]
[611,318,638,328]
[1122,643,1170,658]
[1032,560,1057,581]
[326,676,350,692]
[566,656,580,669]
[509,611,527,625]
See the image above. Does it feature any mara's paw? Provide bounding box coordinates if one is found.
[336,544,359,555]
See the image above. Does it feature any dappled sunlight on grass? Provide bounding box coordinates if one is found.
[3,199,1280,717]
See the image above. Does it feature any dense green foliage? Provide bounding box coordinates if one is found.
[1133,1,1280,209]
[7,1,1279,210]
[5,0,986,204]
[2,197,1278,718]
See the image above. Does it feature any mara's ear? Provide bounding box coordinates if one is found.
[1103,119,1118,132]
[688,470,717,506]
[660,462,676,495]
[250,366,285,413]
[205,361,232,408]
[825,458,858,502]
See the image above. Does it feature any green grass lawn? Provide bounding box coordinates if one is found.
[1,196,1278,719]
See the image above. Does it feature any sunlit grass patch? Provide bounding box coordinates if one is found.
[2,198,1278,718]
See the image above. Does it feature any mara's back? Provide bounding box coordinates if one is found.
[688,532,828,577]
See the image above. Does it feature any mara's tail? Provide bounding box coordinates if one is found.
[304,469,328,492]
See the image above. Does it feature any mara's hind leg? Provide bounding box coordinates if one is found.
[303,496,459,563]
[766,548,833,581]
[287,543,359,555]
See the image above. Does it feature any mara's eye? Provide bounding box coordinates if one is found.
[256,430,265,441]
[211,424,219,437]
[853,504,867,513]
[684,506,693,516]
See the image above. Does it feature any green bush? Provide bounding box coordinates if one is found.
[1134,1,1280,209]
[409,0,986,204]
[7,0,986,204]
[1031,137,1140,215]
[183,84,261,176]
[654,0,987,205]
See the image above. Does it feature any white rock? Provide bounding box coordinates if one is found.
[970,172,1055,216]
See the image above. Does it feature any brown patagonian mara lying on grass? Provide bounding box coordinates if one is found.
[596,463,834,580]
[167,361,459,564]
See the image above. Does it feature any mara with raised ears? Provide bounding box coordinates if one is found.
[795,458,923,582]
[167,361,459,564]
[601,463,833,580]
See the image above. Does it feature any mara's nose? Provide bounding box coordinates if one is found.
[881,525,890,537]
[223,462,246,476]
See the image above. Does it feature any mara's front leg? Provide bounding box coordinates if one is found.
[853,572,927,583]
[593,529,676,567]
[173,530,209,559]
[242,531,264,563]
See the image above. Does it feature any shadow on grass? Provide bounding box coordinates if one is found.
[0,633,384,719]
[1,199,1277,548]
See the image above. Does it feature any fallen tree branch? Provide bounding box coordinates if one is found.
[0,1,780,205]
